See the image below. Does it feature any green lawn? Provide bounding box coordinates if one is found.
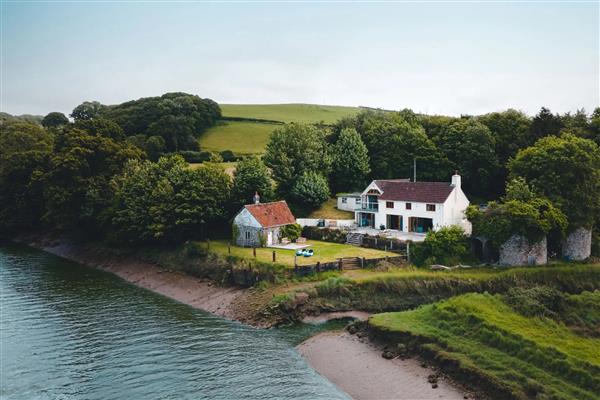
[307,198,354,219]
[221,103,361,124]
[205,239,390,267]
[198,120,276,155]
[370,292,600,400]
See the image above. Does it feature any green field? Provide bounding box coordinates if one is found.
[370,292,600,400]
[198,121,276,155]
[220,103,361,124]
[205,239,390,267]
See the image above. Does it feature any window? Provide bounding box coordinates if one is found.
[426,204,436,212]
[245,231,251,239]
[386,201,394,209]
[406,203,412,210]
[341,197,347,204]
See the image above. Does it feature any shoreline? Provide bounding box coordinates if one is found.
[298,331,473,400]
[17,237,249,323]
[11,238,473,399]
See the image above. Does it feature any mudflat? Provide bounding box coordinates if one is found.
[298,331,470,400]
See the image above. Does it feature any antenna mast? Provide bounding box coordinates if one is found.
[413,158,417,182]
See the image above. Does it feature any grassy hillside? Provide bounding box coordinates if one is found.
[370,292,600,400]
[199,103,362,155]
[220,103,361,124]
[198,120,276,155]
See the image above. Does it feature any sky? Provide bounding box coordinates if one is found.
[1,1,599,117]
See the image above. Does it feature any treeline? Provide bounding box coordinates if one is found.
[2,97,600,256]
[40,92,221,158]
[260,107,600,256]
[0,103,270,244]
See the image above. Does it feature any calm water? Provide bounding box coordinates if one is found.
[0,244,349,400]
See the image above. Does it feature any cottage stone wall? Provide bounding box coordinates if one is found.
[499,235,547,266]
[562,227,592,260]
[235,226,262,247]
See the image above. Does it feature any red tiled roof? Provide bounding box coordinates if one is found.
[375,180,454,203]
[244,201,296,228]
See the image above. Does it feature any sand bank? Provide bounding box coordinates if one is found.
[298,331,471,400]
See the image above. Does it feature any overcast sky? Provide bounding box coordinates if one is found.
[2,1,598,117]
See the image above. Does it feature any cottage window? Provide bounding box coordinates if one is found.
[406,203,412,210]
[386,201,394,209]
[426,204,436,212]
[341,197,347,204]
[245,231,251,240]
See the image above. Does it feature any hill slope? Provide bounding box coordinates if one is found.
[220,103,361,124]
[198,103,362,155]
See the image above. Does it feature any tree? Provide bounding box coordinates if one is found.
[432,118,500,199]
[336,110,450,182]
[530,107,564,141]
[41,112,69,128]
[330,128,370,193]
[70,101,106,121]
[263,123,330,196]
[231,156,273,208]
[42,128,142,232]
[290,171,330,209]
[478,109,532,164]
[509,134,600,230]
[0,121,53,233]
[110,155,231,243]
[467,198,567,247]
[503,177,536,202]
[560,109,593,139]
[74,118,125,141]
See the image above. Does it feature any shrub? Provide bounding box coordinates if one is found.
[411,226,469,266]
[219,150,237,162]
[290,171,330,209]
[184,241,208,258]
[280,223,302,241]
[178,150,213,163]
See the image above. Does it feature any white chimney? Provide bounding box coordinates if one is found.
[451,172,461,189]
[253,191,260,204]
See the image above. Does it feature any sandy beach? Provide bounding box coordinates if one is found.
[298,331,470,400]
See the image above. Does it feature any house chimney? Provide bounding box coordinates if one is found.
[253,191,260,204]
[451,171,461,188]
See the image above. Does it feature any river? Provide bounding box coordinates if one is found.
[0,243,349,400]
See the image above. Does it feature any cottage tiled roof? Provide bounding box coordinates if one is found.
[374,180,454,203]
[245,201,296,228]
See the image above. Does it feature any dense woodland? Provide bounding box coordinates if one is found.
[1,93,599,258]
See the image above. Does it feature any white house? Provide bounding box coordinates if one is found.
[336,193,362,212]
[232,200,296,247]
[354,173,471,235]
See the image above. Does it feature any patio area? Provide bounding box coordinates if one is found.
[268,243,311,250]
[352,227,427,242]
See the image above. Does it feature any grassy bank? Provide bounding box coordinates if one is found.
[277,264,600,317]
[306,198,355,219]
[369,292,600,400]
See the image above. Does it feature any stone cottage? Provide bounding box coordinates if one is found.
[232,200,296,247]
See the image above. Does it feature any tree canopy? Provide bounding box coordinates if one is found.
[0,121,53,233]
[231,156,273,208]
[41,112,69,128]
[263,123,331,198]
[330,127,370,193]
[109,155,231,243]
[509,134,600,229]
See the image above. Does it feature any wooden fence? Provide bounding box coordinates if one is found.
[292,255,406,277]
